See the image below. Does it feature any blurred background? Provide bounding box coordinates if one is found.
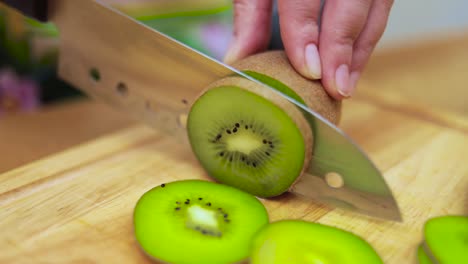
[0,0,234,115]
[0,0,467,116]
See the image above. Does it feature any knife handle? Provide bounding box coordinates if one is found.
[0,0,48,22]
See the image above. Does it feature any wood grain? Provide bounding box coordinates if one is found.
[0,96,466,263]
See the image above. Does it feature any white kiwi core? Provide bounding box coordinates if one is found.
[186,205,220,233]
[226,132,262,155]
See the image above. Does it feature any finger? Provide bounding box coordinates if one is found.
[319,0,373,99]
[223,0,273,64]
[349,0,394,89]
[278,0,322,79]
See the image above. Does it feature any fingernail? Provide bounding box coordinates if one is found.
[335,64,351,97]
[305,44,322,79]
[223,42,240,64]
[349,71,360,93]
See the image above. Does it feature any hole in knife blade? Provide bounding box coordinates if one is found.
[89,68,100,82]
[325,172,344,188]
[116,82,128,96]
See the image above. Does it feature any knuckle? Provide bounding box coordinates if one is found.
[382,0,395,11]
[234,0,271,13]
[357,41,376,56]
[333,28,358,47]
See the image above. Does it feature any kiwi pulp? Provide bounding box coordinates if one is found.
[187,85,308,197]
[187,51,341,198]
[133,180,269,264]
[250,220,383,264]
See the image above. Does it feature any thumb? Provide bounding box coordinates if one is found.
[224,0,273,64]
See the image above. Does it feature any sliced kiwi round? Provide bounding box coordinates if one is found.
[419,215,468,264]
[250,220,383,264]
[187,51,341,197]
[133,180,269,264]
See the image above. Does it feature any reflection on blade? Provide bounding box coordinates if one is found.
[236,72,401,221]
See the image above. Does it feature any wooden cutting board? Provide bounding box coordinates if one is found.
[1,32,468,263]
[1,92,467,263]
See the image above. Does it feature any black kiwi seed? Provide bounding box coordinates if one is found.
[241,156,245,161]
[216,134,222,140]
[224,214,228,218]
[219,152,224,157]
[268,141,272,144]
[185,201,190,204]
[245,125,248,129]
[202,230,207,235]
[233,128,238,133]
[198,197,203,200]
[252,162,257,167]
[206,202,212,206]
[175,207,180,210]
[229,157,233,162]
[265,152,270,156]
[225,219,230,223]
[161,183,166,187]
[226,129,231,134]
[263,139,267,144]
[235,123,240,127]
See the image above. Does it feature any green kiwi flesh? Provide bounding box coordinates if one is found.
[187,85,307,197]
[421,215,468,263]
[250,220,383,264]
[417,245,434,264]
[242,70,307,105]
[133,180,269,264]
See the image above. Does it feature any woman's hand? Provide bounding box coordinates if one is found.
[224,0,394,99]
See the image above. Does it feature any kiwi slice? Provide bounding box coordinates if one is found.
[250,220,383,264]
[417,245,433,264]
[418,215,468,264]
[133,180,269,264]
[187,51,341,197]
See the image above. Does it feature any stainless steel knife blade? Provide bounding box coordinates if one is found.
[48,0,401,221]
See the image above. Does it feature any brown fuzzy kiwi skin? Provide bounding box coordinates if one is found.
[232,50,342,125]
[197,76,313,195]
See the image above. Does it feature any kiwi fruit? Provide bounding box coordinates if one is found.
[133,180,269,264]
[250,220,383,264]
[417,215,468,264]
[187,51,341,197]
[417,245,433,264]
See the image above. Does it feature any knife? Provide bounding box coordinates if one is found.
[3,0,401,221]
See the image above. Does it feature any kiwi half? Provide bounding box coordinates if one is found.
[133,180,269,264]
[418,215,468,264]
[187,51,341,197]
[250,220,383,264]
